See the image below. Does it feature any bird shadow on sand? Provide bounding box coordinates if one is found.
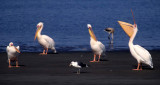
[38,53,58,55]
[73,72,91,74]
[11,65,26,67]
[46,52,58,54]
[100,59,109,61]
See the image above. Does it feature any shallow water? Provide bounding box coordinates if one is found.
[0,0,160,52]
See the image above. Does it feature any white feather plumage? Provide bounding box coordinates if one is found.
[90,38,105,55]
[6,44,20,61]
[132,45,153,68]
[129,25,153,69]
[35,22,56,54]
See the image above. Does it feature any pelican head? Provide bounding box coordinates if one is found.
[8,42,20,53]
[9,42,14,47]
[87,24,92,29]
[37,22,43,28]
[118,10,138,38]
[87,24,97,41]
[34,22,43,40]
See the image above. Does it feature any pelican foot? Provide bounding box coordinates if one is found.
[8,66,13,68]
[39,53,47,55]
[16,66,20,68]
[132,69,142,71]
[90,61,98,62]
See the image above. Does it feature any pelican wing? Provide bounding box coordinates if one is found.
[6,46,11,60]
[133,45,153,67]
[42,35,55,47]
[6,46,10,53]
[95,41,106,54]
[6,46,19,60]
[98,41,106,52]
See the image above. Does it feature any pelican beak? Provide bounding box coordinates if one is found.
[34,26,40,40]
[69,64,72,66]
[88,27,97,41]
[118,21,134,37]
[14,47,20,53]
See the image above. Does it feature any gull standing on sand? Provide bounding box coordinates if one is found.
[6,42,20,68]
[34,22,56,55]
[118,10,153,70]
[104,28,114,44]
[69,61,88,74]
[87,24,106,62]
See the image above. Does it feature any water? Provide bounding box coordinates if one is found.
[0,0,160,52]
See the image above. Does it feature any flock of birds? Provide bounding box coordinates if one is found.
[6,10,153,74]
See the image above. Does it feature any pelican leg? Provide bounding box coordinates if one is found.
[8,59,12,68]
[133,63,141,70]
[45,48,48,54]
[40,49,46,55]
[16,58,20,68]
[98,55,101,62]
[90,54,97,62]
[140,63,142,70]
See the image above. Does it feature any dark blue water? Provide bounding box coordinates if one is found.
[0,0,160,52]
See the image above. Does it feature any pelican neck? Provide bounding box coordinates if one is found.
[129,28,138,46]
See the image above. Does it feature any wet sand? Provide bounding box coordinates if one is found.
[0,51,160,85]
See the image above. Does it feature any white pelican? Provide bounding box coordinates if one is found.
[34,22,56,55]
[6,42,20,68]
[118,10,153,70]
[104,28,114,44]
[87,24,106,62]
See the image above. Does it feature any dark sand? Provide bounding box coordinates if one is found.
[0,51,160,85]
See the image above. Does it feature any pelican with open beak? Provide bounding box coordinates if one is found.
[34,22,56,55]
[87,24,106,62]
[6,42,20,68]
[118,10,153,70]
